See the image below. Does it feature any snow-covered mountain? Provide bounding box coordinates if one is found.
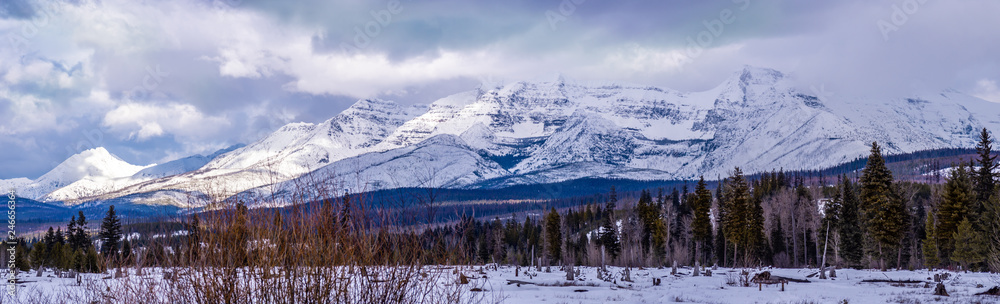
[7,147,151,201]
[22,66,1000,208]
[204,99,427,176]
[90,99,429,203]
[239,134,510,206]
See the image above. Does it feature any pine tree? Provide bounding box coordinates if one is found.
[951,218,986,271]
[974,128,996,212]
[188,214,201,260]
[922,211,940,268]
[722,167,763,266]
[692,177,713,264]
[608,186,618,211]
[71,211,89,251]
[598,215,621,261]
[936,162,972,264]
[99,205,123,258]
[859,142,904,270]
[48,242,63,269]
[121,239,132,267]
[544,208,562,264]
[340,191,352,233]
[986,195,1000,272]
[67,216,77,250]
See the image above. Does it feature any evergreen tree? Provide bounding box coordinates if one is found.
[54,228,64,245]
[84,247,102,273]
[29,243,45,269]
[598,215,621,261]
[722,167,763,266]
[67,215,78,250]
[859,142,904,270]
[188,214,201,260]
[974,128,996,212]
[48,242,63,269]
[607,186,618,211]
[692,177,713,264]
[770,217,786,257]
[986,195,1000,272]
[635,190,667,260]
[951,218,986,271]
[99,205,123,258]
[837,176,864,268]
[71,211,89,251]
[44,227,56,245]
[936,162,972,264]
[544,208,562,263]
[340,191,352,233]
[922,211,940,268]
[121,239,132,267]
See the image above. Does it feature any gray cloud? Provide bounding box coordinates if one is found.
[1,0,999,179]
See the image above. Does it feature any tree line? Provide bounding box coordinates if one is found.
[411,128,1000,272]
[15,205,126,273]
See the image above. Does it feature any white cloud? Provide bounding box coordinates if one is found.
[0,90,64,135]
[102,102,230,141]
[972,79,1000,103]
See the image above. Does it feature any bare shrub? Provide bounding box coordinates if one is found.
[83,176,500,304]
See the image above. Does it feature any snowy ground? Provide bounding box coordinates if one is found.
[7,266,1000,303]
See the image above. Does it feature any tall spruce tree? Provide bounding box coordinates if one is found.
[951,218,986,271]
[598,215,621,261]
[859,142,904,270]
[99,205,123,258]
[922,211,940,268]
[936,162,972,264]
[544,208,562,263]
[72,211,89,251]
[722,167,763,266]
[67,216,78,250]
[986,195,1000,272]
[974,128,996,211]
[692,177,713,264]
[608,186,618,211]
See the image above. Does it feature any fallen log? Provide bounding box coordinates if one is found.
[860,279,923,284]
[976,286,1000,296]
[771,276,810,283]
[506,279,538,286]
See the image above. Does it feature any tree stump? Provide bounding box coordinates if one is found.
[671,260,677,275]
[933,283,949,296]
[693,261,700,277]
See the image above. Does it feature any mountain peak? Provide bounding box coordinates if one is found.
[39,147,146,182]
[734,65,785,85]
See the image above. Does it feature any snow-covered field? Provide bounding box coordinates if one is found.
[8,266,1000,303]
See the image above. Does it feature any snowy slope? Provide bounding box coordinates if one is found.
[92,99,429,204]
[10,148,152,201]
[204,99,427,176]
[0,178,31,193]
[132,144,245,179]
[41,145,245,204]
[238,134,510,206]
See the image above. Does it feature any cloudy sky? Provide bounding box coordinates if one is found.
[1,0,999,179]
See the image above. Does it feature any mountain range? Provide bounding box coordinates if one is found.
[4,66,998,209]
